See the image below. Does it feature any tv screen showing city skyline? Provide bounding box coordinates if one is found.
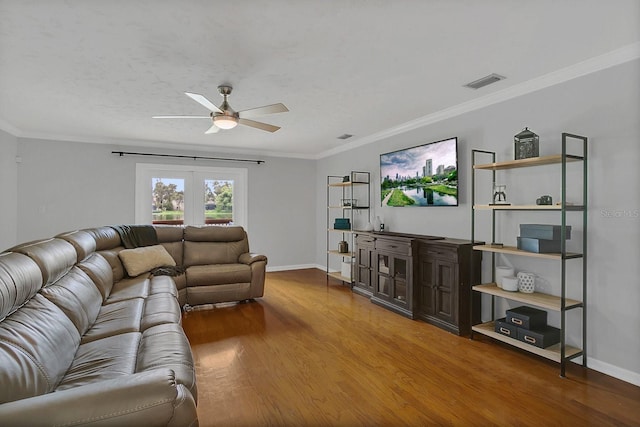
[380,137,458,207]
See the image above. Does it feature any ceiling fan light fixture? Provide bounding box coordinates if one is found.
[213,115,238,130]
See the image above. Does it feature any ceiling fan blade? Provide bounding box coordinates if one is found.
[238,103,289,118]
[204,124,220,134]
[238,118,280,133]
[185,92,222,113]
[152,115,210,119]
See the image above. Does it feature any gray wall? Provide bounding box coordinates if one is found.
[317,59,640,384]
[0,129,18,250]
[14,140,316,269]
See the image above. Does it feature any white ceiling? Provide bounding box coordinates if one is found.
[0,1,639,158]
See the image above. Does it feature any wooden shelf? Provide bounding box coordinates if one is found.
[328,181,369,187]
[474,204,584,211]
[472,321,582,363]
[327,271,352,283]
[328,205,370,210]
[327,250,354,257]
[474,154,583,171]
[473,244,582,260]
[473,283,582,311]
[328,228,353,233]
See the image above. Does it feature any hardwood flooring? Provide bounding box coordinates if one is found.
[182,269,640,426]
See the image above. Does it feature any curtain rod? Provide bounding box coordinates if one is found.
[111,151,264,164]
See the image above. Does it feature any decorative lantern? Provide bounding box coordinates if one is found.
[514,127,539,160]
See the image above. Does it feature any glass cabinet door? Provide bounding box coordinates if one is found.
[394,258,407,280]
[393,258,407,302]
[378,254,390,275]
[378,276,390,296]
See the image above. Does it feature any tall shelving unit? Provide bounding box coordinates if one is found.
[326,171,370,284]
[470,133,588,377]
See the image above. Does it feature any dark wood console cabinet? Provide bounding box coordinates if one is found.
[354,231,481,335]
[416,239,482,336]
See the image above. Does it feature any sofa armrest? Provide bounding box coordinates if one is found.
[0,369,197,427]
[239,252,267,265]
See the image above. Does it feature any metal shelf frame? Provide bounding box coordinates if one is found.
[470,133,588,377]
[326,171,371,285]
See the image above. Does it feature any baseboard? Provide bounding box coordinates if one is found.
[584,357,640,387]
[266,264,323,272]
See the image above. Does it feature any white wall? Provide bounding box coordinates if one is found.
[14,139,316,269]
[0,129,18,250]
[317,59,640,385]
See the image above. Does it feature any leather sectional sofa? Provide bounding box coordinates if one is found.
[0,225,267,426]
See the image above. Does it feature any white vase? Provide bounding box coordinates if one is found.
[373,216,382,231]
[502,276,519,292]
[495,266,514,289]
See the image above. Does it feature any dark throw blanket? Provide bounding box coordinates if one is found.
[150,265,187,277]
[110,225,158,249]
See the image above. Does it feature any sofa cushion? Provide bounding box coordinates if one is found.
[106,276,150,303]
[154,225,184,243]
[141,293,182,330]
[0,294,79,404]
[83,226,122,251]
[154,225,185,266]
[184,241,248,266]
[56,230,97,263]
[136,323,197,401]
[40,267,102,336]
[13,239,77,286]
[150,275,179,298]
[98,247,126,282]
[160,242,183,266]
[77,253,114,302]
[119,245,176,277]
[0,253,43,321]
[186,263,251,287]
[57,332,141,391]
[184,225,246,242]
[80,299,144,344]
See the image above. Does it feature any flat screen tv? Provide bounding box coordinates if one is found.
[380,137,458,207]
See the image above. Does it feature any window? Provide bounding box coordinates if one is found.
[135,164,247,229]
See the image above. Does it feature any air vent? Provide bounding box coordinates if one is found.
[337,134,353,140]
[464,73,506,90]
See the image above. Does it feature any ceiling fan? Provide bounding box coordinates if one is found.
[153,85,288,133]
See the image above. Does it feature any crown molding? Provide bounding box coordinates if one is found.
[3,43,638,161]
[316,42,640,159]
[16,131,318,160]
[0,118,22,137]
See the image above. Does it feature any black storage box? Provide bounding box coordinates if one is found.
[505,306,547,329]
[517,325,560,348]
[494,318,518,338]
[517,237,562,253]
[519,224,571,240]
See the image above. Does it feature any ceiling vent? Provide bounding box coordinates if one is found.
[464,73,506,90]
[337,134,353,140]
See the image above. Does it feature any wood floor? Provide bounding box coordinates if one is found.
[182,269,640,427]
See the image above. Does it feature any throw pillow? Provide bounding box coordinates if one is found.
[118,245,176,277]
